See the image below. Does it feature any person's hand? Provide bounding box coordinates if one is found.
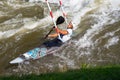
[55,27,59,33]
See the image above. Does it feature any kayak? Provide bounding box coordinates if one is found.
[10,38,63,64]
[10,47,59,64]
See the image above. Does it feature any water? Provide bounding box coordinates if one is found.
[0,0,120,75]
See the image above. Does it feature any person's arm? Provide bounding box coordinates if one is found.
[58,29,68,35]
[51,27,68,36]
[55,27,68,35]
[48,28,68,38]
[48,33,58,38]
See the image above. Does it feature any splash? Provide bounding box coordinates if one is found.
[104,36,119,48]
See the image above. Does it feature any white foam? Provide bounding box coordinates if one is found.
[103,28,120,49]
[104,36,119,48]
[72,7,94,30]
[76,0,120,52]
[24,10,62,29]
[76,21,106,49]
[0,32,3,39]
[0,29,17,39]
[0,10,62,39]
[23,21,40,29]
[109,0,120,8]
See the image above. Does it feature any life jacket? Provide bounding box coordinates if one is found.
[58,29,73,42]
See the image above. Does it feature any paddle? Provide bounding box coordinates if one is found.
[44,16,65,39]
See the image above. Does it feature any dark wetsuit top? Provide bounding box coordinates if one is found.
[43,34,64,48]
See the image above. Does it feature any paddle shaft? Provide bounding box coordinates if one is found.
[44,0,67,39]
[45,0,58,30]
[45,0,65,39]
[44,26,54,39]
[59,0,68,25]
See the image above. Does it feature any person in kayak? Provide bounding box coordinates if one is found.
[43,21,73,47]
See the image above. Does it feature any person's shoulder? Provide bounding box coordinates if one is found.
[67,29,73,33]
[67,29,73,31]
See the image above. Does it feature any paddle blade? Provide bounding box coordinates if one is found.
[56,16,65,25]
[44,16,65,39]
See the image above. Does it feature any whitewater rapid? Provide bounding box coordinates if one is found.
[0,0,120,75]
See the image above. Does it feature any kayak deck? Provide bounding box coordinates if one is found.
[10,38,62,64]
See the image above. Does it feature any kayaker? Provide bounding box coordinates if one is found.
[44,21,73,47]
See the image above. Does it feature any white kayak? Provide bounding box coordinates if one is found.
[10,47,49,64]
[10,46,60,64]
[10,38,62,64]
